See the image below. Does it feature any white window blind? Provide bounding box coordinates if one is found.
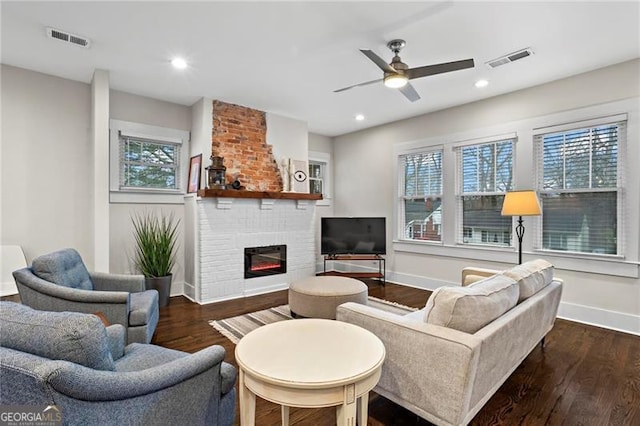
[119,133,181,191]
[534,120,625,256]
[400,149,443,242]
[455,139,514,246]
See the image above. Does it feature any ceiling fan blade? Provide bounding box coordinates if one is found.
[360,49,397,74]
[334,78,382,93]
[406,58,475,80]
[398,82,421,102]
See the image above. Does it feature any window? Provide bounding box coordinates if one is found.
[399,150,443,242]
[120,136,179,190]
[393,99,637,277]
[309,161,325,195]
[308,151,331,205]
[109,120,189,203]
[455,139,513,246]
[534,118,625,256]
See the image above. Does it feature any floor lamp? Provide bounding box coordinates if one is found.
[501,190,541,264]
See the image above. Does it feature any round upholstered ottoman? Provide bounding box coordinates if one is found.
[288,276,368,320]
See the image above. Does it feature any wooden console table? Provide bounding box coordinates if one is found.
[323,254,385,285]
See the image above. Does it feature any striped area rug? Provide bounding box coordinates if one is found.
[209,296,417,344]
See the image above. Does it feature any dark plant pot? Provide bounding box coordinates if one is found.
[145,275,172,307]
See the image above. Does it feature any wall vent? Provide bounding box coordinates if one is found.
[486,47,533,68]
[46,27,91,48]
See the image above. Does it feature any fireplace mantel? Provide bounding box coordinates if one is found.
[197,189,322,201]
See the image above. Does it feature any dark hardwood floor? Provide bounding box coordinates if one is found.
[149,281,640,426]
[4,281,638,425]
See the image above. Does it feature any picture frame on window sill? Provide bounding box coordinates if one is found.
[187,154,202,193]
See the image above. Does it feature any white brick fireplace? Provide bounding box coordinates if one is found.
[184,195,317,304]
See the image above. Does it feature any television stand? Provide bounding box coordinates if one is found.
[323,254,385,285]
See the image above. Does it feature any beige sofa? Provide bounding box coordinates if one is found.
[337,259,563,426]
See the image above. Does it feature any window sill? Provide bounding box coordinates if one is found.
[393,240,639,278]
[110,191,186,204]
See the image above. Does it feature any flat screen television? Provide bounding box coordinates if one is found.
[321,217,386,255]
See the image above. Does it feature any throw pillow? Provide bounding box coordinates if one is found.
[502,259,554,302]
[423,274,519,334]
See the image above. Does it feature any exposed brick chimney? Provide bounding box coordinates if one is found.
[211,100,282,191]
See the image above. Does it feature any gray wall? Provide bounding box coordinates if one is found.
[109,90,191,294]
[0,65,191,296]
[309,132,334,267]
[1,65,93,264]
[332,59,640,332]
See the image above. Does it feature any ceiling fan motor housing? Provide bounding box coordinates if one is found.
[387,39,408,75]
[390,56,408,74]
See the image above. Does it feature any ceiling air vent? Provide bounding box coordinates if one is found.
[46,27,91,48]
[486,47,534,68]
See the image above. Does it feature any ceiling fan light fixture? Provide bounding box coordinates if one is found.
[384,73,408,88]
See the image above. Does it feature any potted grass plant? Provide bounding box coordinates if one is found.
[131,211,179,307]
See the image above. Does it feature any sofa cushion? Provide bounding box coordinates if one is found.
[423,274,519,334]
[0,302,115,371]
[402,308,428,322]
[31,248,93,290]
[502,259,554,303]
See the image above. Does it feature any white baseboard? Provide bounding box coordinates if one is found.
[243,282,289,297]
[558,302,639,336]
[320,263,640,336]
[181,281,289,305]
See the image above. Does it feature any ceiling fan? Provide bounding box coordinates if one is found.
[334,39,475,102]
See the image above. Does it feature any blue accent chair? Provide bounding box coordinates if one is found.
[0,302,237,426]
[12,248,158,344]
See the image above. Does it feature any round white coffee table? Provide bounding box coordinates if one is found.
[235,318,385,426]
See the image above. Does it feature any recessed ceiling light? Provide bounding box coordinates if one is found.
[475,79,489,88]
[171,58,187,69]
[355,114,365,121]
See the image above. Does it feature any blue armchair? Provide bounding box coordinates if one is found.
[0,302,237,426]
[13,248,158,344]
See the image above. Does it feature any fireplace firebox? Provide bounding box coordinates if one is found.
[244,245,287,279]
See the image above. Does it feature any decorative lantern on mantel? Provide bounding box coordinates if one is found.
[206,155,227,190]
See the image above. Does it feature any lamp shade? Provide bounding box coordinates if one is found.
[501,190,541,216]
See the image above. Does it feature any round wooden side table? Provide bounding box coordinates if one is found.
[235,318,385,425]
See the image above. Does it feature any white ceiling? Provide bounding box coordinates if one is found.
[2,1,639,136]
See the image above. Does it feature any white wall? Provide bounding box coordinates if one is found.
[333,59,640,334]
[267,113,309,188]
[190,97,213,185]
[108,90,191,295]
[309,132,332,154]
[91,70,110,271]
[309,133,334,268]
[1,65,94,265]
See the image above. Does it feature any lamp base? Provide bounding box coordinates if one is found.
[516,216,525,265]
